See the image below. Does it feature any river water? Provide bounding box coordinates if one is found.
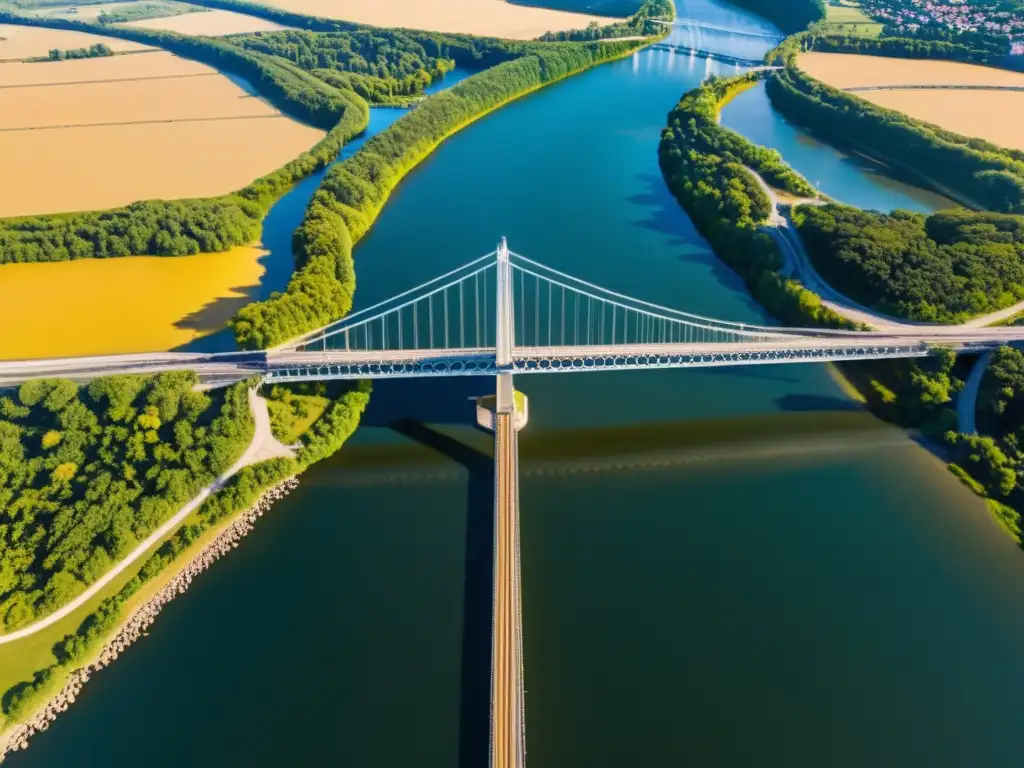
[15,4,1024,767]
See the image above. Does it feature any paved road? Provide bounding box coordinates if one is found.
[0,390,292,646]
[490,412,526,768]
[746,167,1024,332]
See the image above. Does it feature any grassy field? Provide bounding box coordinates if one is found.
[0,42,324,217]
[257,0,619,38]
[816,0,883,37]
[0,246,266,360]
[799,52,1024,150]
[267,392,331,444]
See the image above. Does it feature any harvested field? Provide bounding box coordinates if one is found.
[0,246,266,359]
[0,50,324,217]
[864,89,1024,150]
[798,53,1024,150]
[798,52,1024,89]
[258,0,618,39]
[123,8,291,34]
[0,22,153,59]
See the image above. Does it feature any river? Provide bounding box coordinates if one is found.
[13,3,1024,767]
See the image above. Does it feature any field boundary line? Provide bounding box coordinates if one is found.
[0,113,288,132]
[0,71,220,90]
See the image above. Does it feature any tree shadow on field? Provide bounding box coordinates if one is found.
[388,418,495,768]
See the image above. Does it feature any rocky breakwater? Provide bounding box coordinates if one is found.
[0,478,301,762]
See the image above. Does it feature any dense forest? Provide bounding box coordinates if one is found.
[231,38,646,349]
[1,380,371,722]
[657,72,849,329]
[796,206,1024,322]
[228,29,462,101]
[729,0,825,34]
[0,374,254,634]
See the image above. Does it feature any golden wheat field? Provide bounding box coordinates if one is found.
[798,52,1024,150]
[0,48,324,217]
[0,22,153,59]
[0,247,267,359]
[258,0,617,39]
[123,8,291,35]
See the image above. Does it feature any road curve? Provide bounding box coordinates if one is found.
[958,350,993,435]
[746,167,1024,332]
[0,390,292,646]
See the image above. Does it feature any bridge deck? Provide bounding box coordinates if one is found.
[491,412,526,768]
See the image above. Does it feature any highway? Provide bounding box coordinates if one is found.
[490,412,526,768]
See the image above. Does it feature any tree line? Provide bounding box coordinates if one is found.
[657,72,851,329]
[796,205,1024,322]
[45,43,112,60]
[229,29,460,99]
[230,39,646,349]
[765,50,1024,213]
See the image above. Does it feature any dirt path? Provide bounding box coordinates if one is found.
[0,389,293,646]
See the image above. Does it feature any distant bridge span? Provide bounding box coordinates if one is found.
[652,17,784,41]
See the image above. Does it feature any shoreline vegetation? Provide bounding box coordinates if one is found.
[0,379,370,747]
[659,48,1024,549]
[0,1,672,752]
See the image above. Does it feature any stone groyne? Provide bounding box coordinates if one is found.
[0,477,300,762]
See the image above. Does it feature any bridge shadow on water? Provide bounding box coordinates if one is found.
[370,375,495,767]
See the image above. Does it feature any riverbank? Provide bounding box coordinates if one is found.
[660,69,1024,545]
[0,477,300,761]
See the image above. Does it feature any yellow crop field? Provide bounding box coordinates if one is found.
[865,90,1024,150]
[123,8,291,35]
[258,0,618,39]
[799,52,1024,89]
[798,53,1024,150]
[0,50,324,217]
[0,247,267,360]
[0,22,153,59]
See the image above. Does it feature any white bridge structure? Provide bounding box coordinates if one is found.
[3,240,1024,390]
[263,240,1024,384]
[6,240,1024,768]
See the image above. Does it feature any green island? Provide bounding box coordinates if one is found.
[0,0,671,742]
[659,9,1024,545]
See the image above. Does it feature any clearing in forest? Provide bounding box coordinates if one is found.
[0,36,324,218]
[122,8,292,35]
[257,0,618,39]
[798,52,1024,150]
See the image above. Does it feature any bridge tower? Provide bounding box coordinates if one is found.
[495,237,516,413]
[490,238,527,767]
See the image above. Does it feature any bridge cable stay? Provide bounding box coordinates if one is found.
[282,251,498,353]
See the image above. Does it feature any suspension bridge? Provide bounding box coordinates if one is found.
[5,241,1024,768]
